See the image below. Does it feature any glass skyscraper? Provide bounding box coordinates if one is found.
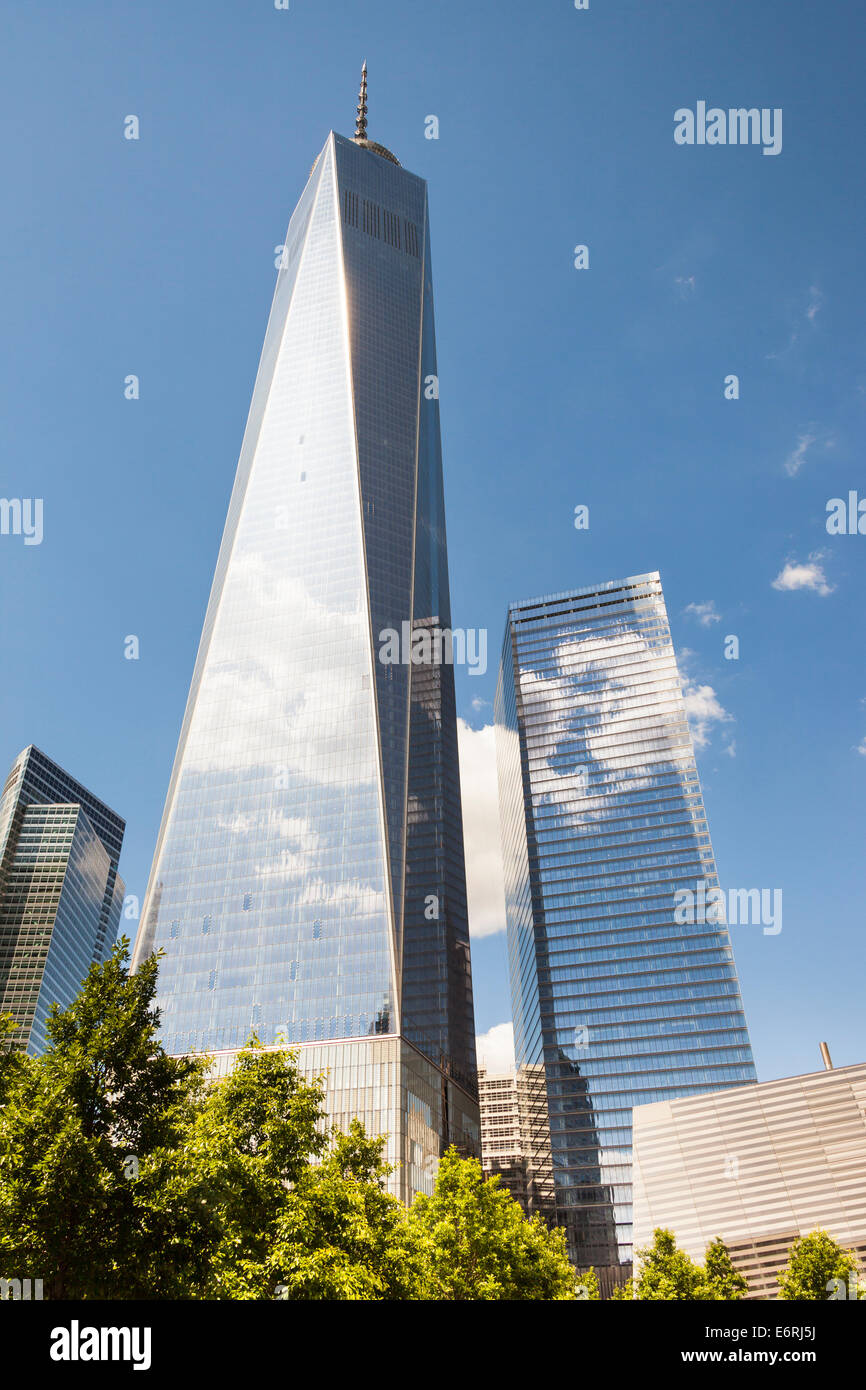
[494,573,756,1289]
[132,74,479,1195]
[0,745,126,1053]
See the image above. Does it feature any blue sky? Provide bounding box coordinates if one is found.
[1,0,863,1083]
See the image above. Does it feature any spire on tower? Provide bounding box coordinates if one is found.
[349,61,400,166]
[354,61,368,142]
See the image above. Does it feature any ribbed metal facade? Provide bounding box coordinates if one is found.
[633,1062,866,1298]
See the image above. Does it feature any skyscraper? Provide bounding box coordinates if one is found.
[132,71,479,1195]
[0,745,126,1053]
[494,573,756,1288]
[478,1064,553,1218]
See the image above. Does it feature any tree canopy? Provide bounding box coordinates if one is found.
[0,945,204,1299]
[268,1122,427,1300]
[777,1230,863,1301]
[618,1228,748,1300]
[0,944,592,1301]
[409,1148,586,1300]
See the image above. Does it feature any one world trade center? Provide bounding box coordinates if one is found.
[133,70,480,1195]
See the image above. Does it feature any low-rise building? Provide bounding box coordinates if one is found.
[632,1056,866,1298]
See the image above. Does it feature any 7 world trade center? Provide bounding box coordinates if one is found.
[128,73,756,1273]
[494,576,755,1290]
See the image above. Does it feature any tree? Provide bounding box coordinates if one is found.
[0,941,204,1299]
[628,1229,747,1301]
[701,1237,748,1300]
[0,944,340,1300]
[777,1230,863,1301]
[267,1121,427,1300]
[0,1014,28,1106]
[409,1148,583,1300]
[574,1267,601,1300]
[143,1037,330,1299]
[631,1228,706,1300]
[0,948,612,1302]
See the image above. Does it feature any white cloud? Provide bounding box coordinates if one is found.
[684,600,721,627]
[517,627,732,789]
[806,285,824,322]
[476,1021,515,1073]
[767,286,824,358]
[681,680,733,750]
[457,719,507,938]
[772,555,834,597]
[783,426,835,478]
[783,432,816,477]
[857,738,866,758]
[723,739,737,759]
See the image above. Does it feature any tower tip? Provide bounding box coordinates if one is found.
[354,62,368,142]
[349,61,400,165]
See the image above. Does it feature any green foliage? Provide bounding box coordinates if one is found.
[267,1121,427,1300]
[0,941,204,1298]
[409,1148,581,1300]
[135,1036,329,1299]
[0,949,608,1301]
[777,1230,863,1301]
[574,1267,601,1300]
[630,1229,747,1300]
[632,1228,706,1300]
[702,1237,749,1300]
[0,1013,28,1105]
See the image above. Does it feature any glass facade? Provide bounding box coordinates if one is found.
[0,745,126,1053]
[207,1036,479,1205]
[132,127,478,1181]
[494,573,756,1288]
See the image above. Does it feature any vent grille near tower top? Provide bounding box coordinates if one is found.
[342,189,420,258]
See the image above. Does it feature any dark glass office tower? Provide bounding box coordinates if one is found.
[495,574,755,1289]
[133,74,479,1195]
[0,745,126,1053]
